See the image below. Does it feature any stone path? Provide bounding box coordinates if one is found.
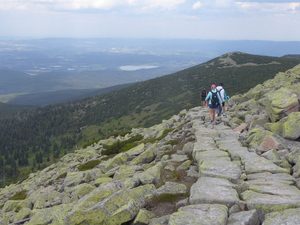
[167,107,300,225]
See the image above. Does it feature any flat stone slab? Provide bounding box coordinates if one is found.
[263,207,300,225]
[193,137,217,152]
[199,159,242,181]
[241,190,300,215]
[190,177,240,207]
[194,149,229,164]
[245,179,299,196]
[247,172,295,182]
[228,209,259,225]
[241,176,300,215]
[216,139,250,161]
[243,154,290,174]
[168,204,228,225]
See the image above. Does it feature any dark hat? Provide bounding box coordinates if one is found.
[219,83,224,86]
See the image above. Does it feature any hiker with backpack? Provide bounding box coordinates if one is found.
[200,88,208,106]
[205,84,222,124]
[216,83,229,118]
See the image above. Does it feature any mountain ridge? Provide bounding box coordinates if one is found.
[0,51,299,187]
[0,62,300,224]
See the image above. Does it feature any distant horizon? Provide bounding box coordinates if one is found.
[0,1,299,41]
[1,37,300,42]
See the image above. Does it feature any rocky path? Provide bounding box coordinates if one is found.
[165,107,300,225]
[1,106,300,225]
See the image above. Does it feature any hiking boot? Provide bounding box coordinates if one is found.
[210,120,215,124]
[217,112,221,116]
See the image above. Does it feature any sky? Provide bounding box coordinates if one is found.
[0,0,300,41]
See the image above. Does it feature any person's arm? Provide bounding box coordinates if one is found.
[224,91,229,101]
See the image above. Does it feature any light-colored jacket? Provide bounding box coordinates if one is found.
[205,90,222,105]
[216,86,225,102]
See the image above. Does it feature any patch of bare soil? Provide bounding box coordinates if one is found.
[147,202,176,217]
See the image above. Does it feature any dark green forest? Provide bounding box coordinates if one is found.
[1,52,300,186]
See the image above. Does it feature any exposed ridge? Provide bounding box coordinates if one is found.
[1,63,300,224]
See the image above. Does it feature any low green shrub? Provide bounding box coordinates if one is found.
[102,134,143,155]
[105,130,131,138]
[77,160,101,171]
[9,190,27,200]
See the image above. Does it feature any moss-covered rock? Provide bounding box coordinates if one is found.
[241,190,300,215]
[246,128,275,149]
[136,162,163,185]
[133,209,155,224]
[156,182,187,195]
[104,152,129,170]
[130,143,157,165]
[12,207,31,223]
[66,189,139,225]
[63,171,92,187]
[266,87,299,122]
[69,183,95,200]
[263,207,300,225]
[281,112,300,140]
[168,204,228,225]
[27,204,73,225]
[2,200,22,213]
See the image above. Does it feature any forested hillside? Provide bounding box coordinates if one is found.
[0,52,299,186]
[0,102,33,117]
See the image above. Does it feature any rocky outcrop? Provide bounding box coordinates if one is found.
[0,64,300,224]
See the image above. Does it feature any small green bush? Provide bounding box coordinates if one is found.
[154,193,189,203]
[165,139,180,146]
[105,130,131,138]
[57,172,67,179]
[102,134,143,155]
[78,160,100,171]
[9,190,27,200]
[157,129,175,141]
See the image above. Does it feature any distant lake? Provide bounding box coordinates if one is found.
[120,65,158,71]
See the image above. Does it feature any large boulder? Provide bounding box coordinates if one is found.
[263,207,300,225]
[281,112,300,140]
[66,184,155,225]
[266,87,299,122]
[266,112,300,140]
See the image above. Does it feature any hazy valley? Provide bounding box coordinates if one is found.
[1,38,300,106]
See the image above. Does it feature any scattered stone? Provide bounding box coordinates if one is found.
[168,204,228,225]
[227,209,259,225]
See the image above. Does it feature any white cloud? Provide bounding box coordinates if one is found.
[236,2,300,13]
[0,0,300,40]
[193,1,203,9]
[0,0,187,12]
[215,0,234,7]
[143,0,186,10]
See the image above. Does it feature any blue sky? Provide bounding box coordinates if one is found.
[0,0,299,40]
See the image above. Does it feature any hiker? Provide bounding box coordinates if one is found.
[205,84,222,124]
[216,83,228,118]
[200,88,208,106]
